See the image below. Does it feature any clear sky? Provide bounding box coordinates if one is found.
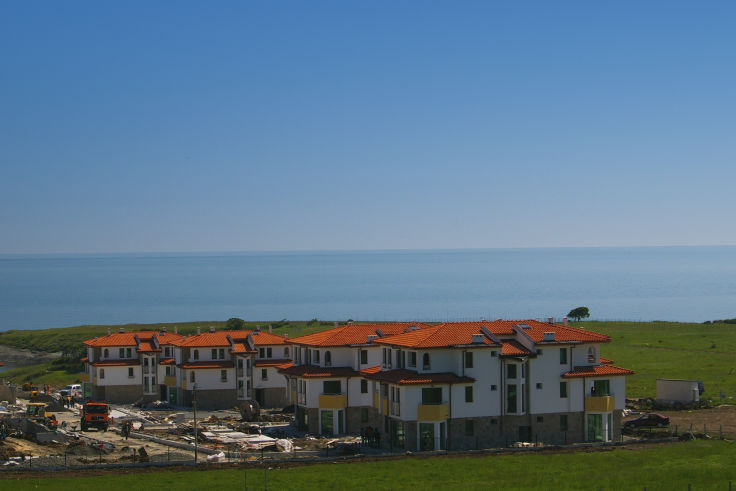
[1,1,735,253]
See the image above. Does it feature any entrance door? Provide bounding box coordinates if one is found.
[255,389,265,406]
[168,387,177,405]
[160,384,167,401]
[338,410,345,434]
[519,425,531,442]
[420,423,434,451]
[321,410,334,435]
[587,414,603,442]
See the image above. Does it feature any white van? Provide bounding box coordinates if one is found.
[60,384,82,398]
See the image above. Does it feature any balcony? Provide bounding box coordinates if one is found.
[143,366,150,375]
[319,393,347,409]
[164,376,176,386]
[236,368,243,377]
[381,396,388,416]
[373,392,379,409]
[79,373,90,382]
[585,395,615,412]
[417,403,449,421]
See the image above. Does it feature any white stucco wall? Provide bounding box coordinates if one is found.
[94,365,140,386]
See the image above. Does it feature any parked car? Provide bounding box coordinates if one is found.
[623,413,670,429]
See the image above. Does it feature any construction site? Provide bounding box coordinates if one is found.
[0,381,370,471]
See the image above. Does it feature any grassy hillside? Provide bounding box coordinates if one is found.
[8,440,736,490]
[582,320,736,401]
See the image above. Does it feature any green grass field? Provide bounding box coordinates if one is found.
[584,321,736,401]
[6,441,736,490]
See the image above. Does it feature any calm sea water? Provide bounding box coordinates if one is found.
[0,246,735,331]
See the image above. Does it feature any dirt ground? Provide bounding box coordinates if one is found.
[654,405,736,436]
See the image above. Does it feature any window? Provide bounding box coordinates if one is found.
[592,379,610,396]
[560,415,568,431]
[464,352,473,369]
[284,347,290,357]
[219,348,225,359]
[491,384,497,391]
[360,350,368,365]
[507,364,517,379]
[536,349,543,355]
[421,387,442,405]
[164,347,170,357]
[119,348,124,358]
[165,366,171,376]
[409,352,417,367]
[506,384,517,413]
[313,350,320,364]
[324,351,332,367]
[262,368,268,380]
[587,347,596,363]
[128,367,134,378]
[361,407,369,422]
[190,371,195,383]
[560,381,568,398]
[491,351,497,357]
[361,379,368,393]
[559,348,568,364]
[193,350,199,360]
[536,383,543,389]
[537,416,544,423]
[259,348,265,358]
[266,347,272,358]
[465,386,473,403]
[100,369,105,379]
[104,349,109,358]
[212,349,217,359]
[221,370,227,382]
[323,380,341,394]
[126,348,132,358]
[422,353,431,370]
[465,420,474,436]
[382,348,387,366]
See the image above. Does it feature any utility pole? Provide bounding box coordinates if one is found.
[193,383,198,464]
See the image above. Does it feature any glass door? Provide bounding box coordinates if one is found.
[587,414,603,442]
[420,423,435,451]
[321,410,334,435]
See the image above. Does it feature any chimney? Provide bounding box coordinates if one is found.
[209,326,215,333]
[268,325,272,334]
[284,333,289,338]
[548,317,554,324]
[256,325,261,332]
[196,327,201,335]
[119,327,125,333]
[107,328,111,336]
[348,321,354,326]
[367,335,378,343]
[543,332,556,342]
[563,317,568,326]
[174,326,178,334]
[471,333,485,344]
[334,322,338,328]
[162,326,167,333]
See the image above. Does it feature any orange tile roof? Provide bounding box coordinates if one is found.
[80,357,89,362]
[562,364,634,378]
[137,341,160,353]
[278,365,359,378]
[288,323,432,347]
[374,323,501,349]
[91,360,140,367]
[159,358,176,365]
[83,331,184,347]
[364,369,475,385]
[177,330,286,348]
[231,343,257,354]
[360,365,382,375]
[501,340,532,357]
[255,359,292,368]
[180,361,234,369]
[600,357,614,365]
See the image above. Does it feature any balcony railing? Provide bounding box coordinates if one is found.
[319,393,347,409]
[417,403,449,421]
[143,366,150,375]
[79,373,90,382]
[585,395,615,412]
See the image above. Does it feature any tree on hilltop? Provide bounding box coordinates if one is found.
[226,317,245,330]
[567,307,590,322]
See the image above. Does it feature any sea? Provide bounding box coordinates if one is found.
[0,246,735,332]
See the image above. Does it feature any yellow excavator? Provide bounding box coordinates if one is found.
[25,402,58,428]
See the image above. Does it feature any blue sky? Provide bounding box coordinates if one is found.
[1,1,735,253]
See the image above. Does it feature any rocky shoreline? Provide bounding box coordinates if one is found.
[0,345,61,366]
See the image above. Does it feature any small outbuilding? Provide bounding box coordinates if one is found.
[656,379,704,405]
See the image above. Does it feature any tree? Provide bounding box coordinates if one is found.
[226,317,245,330]
[567,307,590,322]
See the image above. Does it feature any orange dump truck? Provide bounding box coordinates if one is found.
[81,401,110,431]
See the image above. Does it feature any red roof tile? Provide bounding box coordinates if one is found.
[374,323,500,349]
[80,357,89,362]
[83,331,185,347]
[288,323,432,347]
[159,358,176,365]
[255,359,292,367]
[249,331,288,345]
[137,341,160,352]
[177,330,287,348]
[278,365,360,378]
[364,369,475,385]
[91,360,140,367]
[501,340,532,357]
[600,357,614,365]
[180,361,235,369]
[360,365,382,375]
[562,364,634,378]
